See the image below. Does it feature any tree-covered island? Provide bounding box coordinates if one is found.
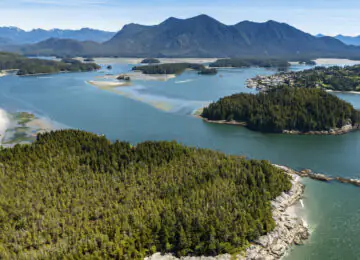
[0,52,100,76]
[209,58,291,69]
[247,65,360,92]
[0,129,293,258]
[141,58,161,64]
[132,63,218,75]
[201,87,360,134]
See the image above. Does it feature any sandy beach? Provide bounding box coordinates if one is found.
[96,71,177,82]
[87,80,132,88]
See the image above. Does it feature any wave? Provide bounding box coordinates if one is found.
[175,79,194,84]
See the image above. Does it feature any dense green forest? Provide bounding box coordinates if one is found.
[0,52,100,76]
[209,59,290,69]
[141,58,161,64]
[198,68,218,75]
[0,130,292,259]
[132,63,217,75]
[202,87,360,133]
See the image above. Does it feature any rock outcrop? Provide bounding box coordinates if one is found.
[283,121,359,135]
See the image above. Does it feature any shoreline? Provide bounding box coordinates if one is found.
[146,165,309,260]
[326,89,360,95]
[195,110,359,136]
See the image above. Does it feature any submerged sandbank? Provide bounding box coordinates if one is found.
[1,111,60,147]
[87,80,132,88]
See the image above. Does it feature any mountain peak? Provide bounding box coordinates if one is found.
[188,14,221,24]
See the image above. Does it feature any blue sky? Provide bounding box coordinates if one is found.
[2,0,360,35]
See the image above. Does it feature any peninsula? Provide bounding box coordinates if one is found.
[133,63,218,75]
[247,64,360,92]
[0,52,100,76]
[0,130,301,259]
[201,87,360,134]
[209,58,290,69]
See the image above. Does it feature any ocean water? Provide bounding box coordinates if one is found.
[0,62,359,259]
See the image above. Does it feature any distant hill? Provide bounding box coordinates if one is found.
[0,37,12,46]
[0,27,115,44]
[13,38,102,57]
[7,15,360,58]
[316,33,360,46]
[334,35,360,46]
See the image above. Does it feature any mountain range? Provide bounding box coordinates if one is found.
[3,15,360,58]
[0,27,115,45]
[317,34,360,46]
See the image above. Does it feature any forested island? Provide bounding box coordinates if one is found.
[133,63,218,75]
[0,52,100,76]
[141,58,161,64]
[201,87,360,134]
[298,59,316,65]
[0,130,293,259]
[247,65,360,92]
[209,58,290,69]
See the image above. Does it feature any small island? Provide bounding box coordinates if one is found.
[298,59,316,65]
[132,63,218,75]
[141,58,161,64]
[201,87,360,134]
[83,57,95,62]
[247,64,360,92]
[209,58,291,69]
[0,52,100,76]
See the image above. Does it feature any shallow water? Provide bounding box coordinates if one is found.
[0,63,359,259]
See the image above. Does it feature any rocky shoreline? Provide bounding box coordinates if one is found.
[297,169,360,187]
[201,118,247,126]
[145,165,309,260]
[283,123,360,135]
[198,114,359,136]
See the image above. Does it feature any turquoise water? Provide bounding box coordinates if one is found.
[1,63,360,259]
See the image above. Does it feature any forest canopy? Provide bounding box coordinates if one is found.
[202,87,360,133]
[0,130,291,259]
[0,52,100,75]
[209,58,290,69]
[132,63,217,75]
[141,58,161,64]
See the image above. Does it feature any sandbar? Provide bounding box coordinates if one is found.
[87,80,131,88]
[315,58,360,65]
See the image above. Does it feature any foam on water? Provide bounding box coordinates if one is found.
[0,108,10,144]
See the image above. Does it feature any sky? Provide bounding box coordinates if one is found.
[2,0,360,36]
